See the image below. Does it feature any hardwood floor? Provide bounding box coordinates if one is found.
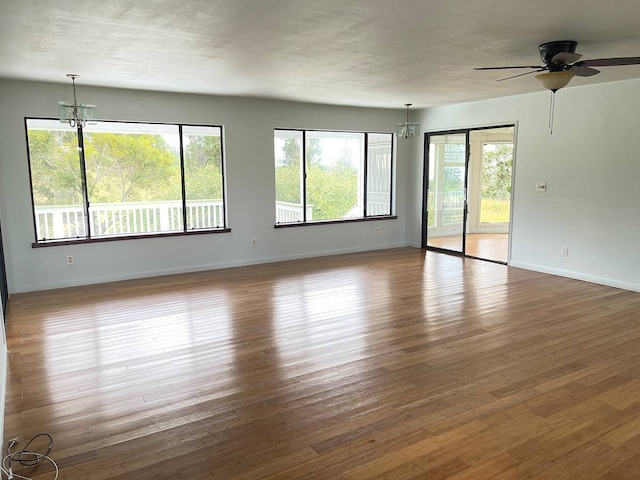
[427,233,509,262]
[4,248,640,479]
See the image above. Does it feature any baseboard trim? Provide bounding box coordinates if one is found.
[509,261,640,293]
[12,243,409,293]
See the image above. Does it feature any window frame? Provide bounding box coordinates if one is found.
[25,117,230,247]
[273,128,397,227]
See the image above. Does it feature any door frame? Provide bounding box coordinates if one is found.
[421,130,470,255]
[421,124,516,264]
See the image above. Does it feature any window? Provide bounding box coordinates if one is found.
[479,142,513,223]
[26,119,227,244]
[274,129,394,224]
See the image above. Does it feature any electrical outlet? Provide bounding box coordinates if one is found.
[374,227,380,235]
[250,238,257,247]
[560,245,568,257]
[66,255,74,265]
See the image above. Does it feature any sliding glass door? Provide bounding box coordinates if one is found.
[424,133,468,253]
[423,126,514,264]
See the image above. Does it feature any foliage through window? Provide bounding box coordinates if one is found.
[480,143,512,223]
[26,119,226,243]
[274,130,393,224]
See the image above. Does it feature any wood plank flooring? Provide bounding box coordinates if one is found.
[4,248,640,479]
[427,233,509,263]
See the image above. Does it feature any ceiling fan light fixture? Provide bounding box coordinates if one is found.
[397,103,419,140]
[534,71,576,92]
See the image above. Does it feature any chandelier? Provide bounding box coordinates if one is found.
[396,103,419,140]
[58,74,96,128]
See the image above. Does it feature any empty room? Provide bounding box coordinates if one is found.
[0,1,640,479]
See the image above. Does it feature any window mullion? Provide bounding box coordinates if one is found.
[77,126,91,239]
[363,133,369,217]
[389,134,395,216]
[178,125,187,232]
[302,130,307,223]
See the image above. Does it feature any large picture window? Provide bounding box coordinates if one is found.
[26,119,227,244]
[274,129,394,224]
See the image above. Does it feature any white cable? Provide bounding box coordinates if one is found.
[8,456,59,479]
[2,440,59,480]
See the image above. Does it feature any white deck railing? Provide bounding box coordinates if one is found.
[427,189,465,227]
[35,201,311,240]
[274,201,314,223]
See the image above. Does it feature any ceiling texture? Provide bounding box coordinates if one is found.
[1,0,640,108]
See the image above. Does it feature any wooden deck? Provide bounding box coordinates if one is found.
[4,248,640,479]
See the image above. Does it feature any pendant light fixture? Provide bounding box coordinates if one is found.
[58,74,96,128]
[396,103,419,140]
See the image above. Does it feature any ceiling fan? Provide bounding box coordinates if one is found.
[475,40,640,91]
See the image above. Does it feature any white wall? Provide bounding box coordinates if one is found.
[0,80,411,293]
[2,78,639,294]
[411,79,640,291]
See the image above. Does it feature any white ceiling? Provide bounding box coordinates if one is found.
[1,0,640,108]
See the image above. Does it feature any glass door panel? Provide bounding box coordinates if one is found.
[464,127,514,263]
[425,133,468,253]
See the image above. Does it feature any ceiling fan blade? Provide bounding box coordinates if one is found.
[551,51,582,65]
[579,57,640,67]
[497,68,547,82]
[570,65,600,77]
[474,65,543,71]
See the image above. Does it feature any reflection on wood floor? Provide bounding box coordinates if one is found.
[5,248,640,479]
[428,233,509,262]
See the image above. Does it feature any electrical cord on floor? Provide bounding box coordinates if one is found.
[1,433,59,480]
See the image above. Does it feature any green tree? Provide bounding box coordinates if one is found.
[28,129,83,205]
[307,138,322,165]
[185,135,221,170]
[306,163,358,220]
[275,137,359,219]
[480,143,512,223]
[184,135,223,200]
[274,138,323,206]
[281,137,301,166]
[482,144,513,200]
[275,165,302,204]
[279,137,321,166]
[83,132,180,202]
[29,128,225,207]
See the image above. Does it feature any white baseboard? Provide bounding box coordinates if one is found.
[13,242,409,293]
[509,261,640,293]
